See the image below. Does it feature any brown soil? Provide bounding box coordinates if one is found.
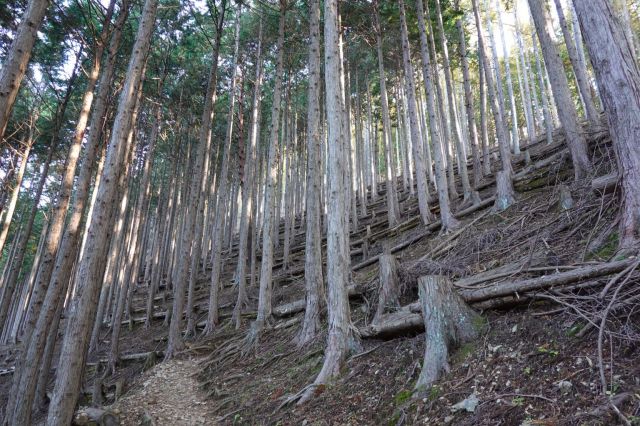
[109,357,212,425]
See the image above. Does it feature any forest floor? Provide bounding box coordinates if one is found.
[109,357,210,425]
[2,125,640,425]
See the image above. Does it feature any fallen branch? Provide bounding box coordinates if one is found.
[459,259,636,303]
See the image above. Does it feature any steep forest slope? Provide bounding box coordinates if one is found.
[2,0,640,425]
[4,123,633,425]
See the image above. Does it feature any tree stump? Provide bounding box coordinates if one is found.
[362,225,371,259]
[493,170,516,212]
[415,275,481,391]
[373,254,401,324]
[558,184,574,210]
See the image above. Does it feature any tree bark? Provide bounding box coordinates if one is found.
[45,0,158,422]
[527,0,592,180]
[573,0,640,248]
[300,0,356,404]
[399,0,434,225]
[373,4,401,228]
[233,18,264,329]
[435,0,473,199]
[552,0,599,123]
[204,4,241,334]
[0,0,50,142]
[415,0,460,231]
[246,0,287,344]
[165,0,226,354]
[472,0,515,210]
[297,0,324,347]
[455,1,482,187]
[415,275,480,391]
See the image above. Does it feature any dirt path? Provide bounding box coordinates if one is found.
[111,357,214,425]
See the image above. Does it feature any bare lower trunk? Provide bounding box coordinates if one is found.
[573,0,640,248]
[527,0,592,180]
[166,0,226,356]
[300,0,355,403]
[233,19,263,329]
[297,0,324,347]
[374,9,401,228]
[552,0,599,123]
[399,0,433,225]
[204,7,242,334]
[416,0,459,231]
[435,0,472,200]
[247,0,286,345]
[455,1,482,187]
[472,0,514,211]
[46,0,159,422]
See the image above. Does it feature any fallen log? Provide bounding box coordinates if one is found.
[360,311,423,338]
[352,196,496,271]
[460,259,636,303]
[273,284,363,318]
[360,261,635,338]
[73,407,119,426]
[86,351,164,367]
[591,173,619,195]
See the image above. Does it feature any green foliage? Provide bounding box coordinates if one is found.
[536,345,559,357]
[394,389,413,405]
[452,341,477,363]
[511,396,525,406]
[588,232,619,260]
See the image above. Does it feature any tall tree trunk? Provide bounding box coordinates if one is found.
[374,4,401,228]
[573,0,640,248]
[552,0,599,123]
[300,0,355,404]
[108,102,159,372]
[399,0,433,224]
[455,1,482,188]
[532,36,554,145]
[297,0,324,347]
[0,133,32,263]
[415,0,459,231]
[515,9,537,143]
[233,18,263,329]
[204,4,242,334]
[245,0,287,345]
[435,0,472,200]
[0,132,54,338]
[494,0,521,154]
[527,0,592,180]
[472,0,515,211]
[0,0,50,142]
[165,0,226,355]
[478,49,491,175]
[45,0,159,422]
[424,0,459,200]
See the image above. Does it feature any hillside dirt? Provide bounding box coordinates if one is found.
[108,357,211,425]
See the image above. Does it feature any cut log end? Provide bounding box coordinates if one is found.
[415,275,482,391]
